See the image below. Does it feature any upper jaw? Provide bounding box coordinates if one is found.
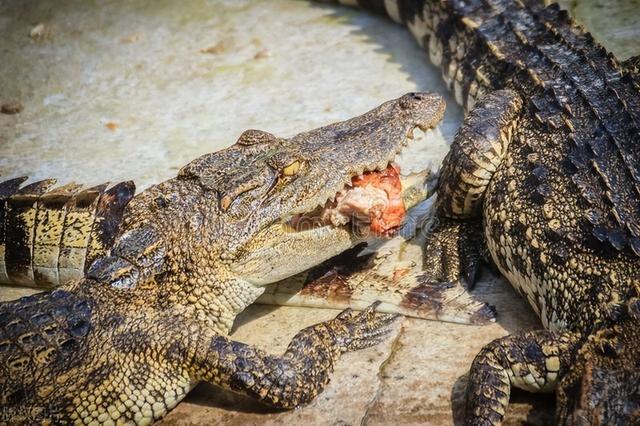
[281,92,446,220]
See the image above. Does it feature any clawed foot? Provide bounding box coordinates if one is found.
[422,217,485,290]
[402,216,496,324]
[332,302,400,352]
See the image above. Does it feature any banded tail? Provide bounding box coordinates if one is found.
[0,177,134,288]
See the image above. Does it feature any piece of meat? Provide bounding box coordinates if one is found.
[353,164,406,236]
[322,164,406,237]
[322,185,388,226]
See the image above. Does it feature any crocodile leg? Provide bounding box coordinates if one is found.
[0,293,397,424]
[465,329,580,426]
[422,217,485,290]
[423,89,522,289]
[190,303,398,409]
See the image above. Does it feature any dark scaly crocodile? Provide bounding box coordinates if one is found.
[0,93,448,424]
[322,0,640,424]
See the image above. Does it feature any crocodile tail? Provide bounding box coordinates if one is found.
[0,177,135,288]
[257,219,496,325]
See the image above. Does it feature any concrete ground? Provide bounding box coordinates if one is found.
[1,0,638,424]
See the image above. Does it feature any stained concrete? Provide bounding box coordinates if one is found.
[0,0,638,425]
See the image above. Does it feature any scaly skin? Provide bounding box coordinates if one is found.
[327,0,640,423]
[0,179,134,287]
[0,93,446,424]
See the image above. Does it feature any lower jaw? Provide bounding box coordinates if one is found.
[238,224,358,286]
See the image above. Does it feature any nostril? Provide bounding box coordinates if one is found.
[400,93,419,109]
[400,92,432,109]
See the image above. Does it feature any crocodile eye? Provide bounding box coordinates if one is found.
[282,160,301,176]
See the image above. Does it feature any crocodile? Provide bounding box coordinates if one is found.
[0,93,450,424]
[319,0,640,424]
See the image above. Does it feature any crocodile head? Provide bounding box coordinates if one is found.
[176,92,445,286]
[556,299,640,425]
